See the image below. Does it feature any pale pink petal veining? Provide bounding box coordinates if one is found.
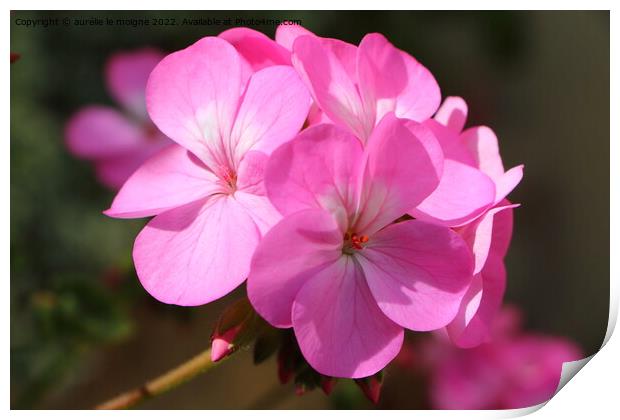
[358,220,473,331]
[292,256,404,378]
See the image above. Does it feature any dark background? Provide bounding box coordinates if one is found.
[10,10,609,409]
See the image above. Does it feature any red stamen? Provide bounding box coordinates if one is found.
[343,231,370,253]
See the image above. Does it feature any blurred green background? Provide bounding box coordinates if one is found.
[10,10,609,409]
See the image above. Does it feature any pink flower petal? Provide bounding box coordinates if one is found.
[460,126,505,181]
[292,256,404,378]
[410,159,497,227]
[105,144,221,219]
[446,253,507,348]
[354,114,442,234]
[277,22,358,81]
[500,336,583,408]
[105,48,164,118]
[424,119,478,167]
[358,219,474,331]
[356,33,406,123]
[357,33,440,123]
[306,102,333,126]
[233,190,281,236]
[459,204,519,274]
[489,199,516,258]
[146,37,243,169]
[430,121,522,205]
[134,195,260,306]
[494,164,524,203]
[248,209,343,327]
[65,106,145,159]
[394,51,441,121]
[292,35,372,141]
[236,150,269,195]
[219,27,291,70]
[94,140,169,190]
[275,23,316,50]
[229,65,311,163]
[323,38,358,82]
[434,96,468,132]
[265,124,363,230]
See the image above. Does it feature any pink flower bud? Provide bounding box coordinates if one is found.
[211,325,242,362]
[210,298,265,362]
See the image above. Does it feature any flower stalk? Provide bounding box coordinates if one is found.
[96,347,224,409]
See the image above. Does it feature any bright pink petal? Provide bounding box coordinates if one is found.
[65,106,145,159]
[446,253,507,348]
[105,144,220,219]
[146,37,243,169]
[489,200,515,258]
[248,209,343,327]
[435,122,523,204]
[460,126,505,180]
[105,48,164,118]
[494,165,524,203]
[292,36,372,141]
[265,124,363,230]
[292,256,404,378]
[306,102,333,126]
[434,96,468,132]
[356,33,407,122]
[410,159,496,227]
[94,140,169,190]
[357,33,440,123]
[395,52,441,121]
[323,38,358,82]
[459,204,519,274]
[134,195,260,306]
[276,24,358,83]
[234,190,281,236]
[357,219,473,331]
[229,65,311,162]
[425,119,478,167]
[275,23,316,50]
[218,27,291,70]
[236,150,269,195]
[354,114,442,234]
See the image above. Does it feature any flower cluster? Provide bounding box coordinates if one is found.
[398,306,582,409]
[104,24,523,379]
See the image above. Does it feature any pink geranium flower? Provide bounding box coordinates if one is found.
[248,114,474,378]
[286,28,441,142]
[283,28,516,230]
[419,307,583,409]
[105,37,311,305]
[447,201,516,348]
[411,96,524,226]
[416,97,524,347]
[65,48,171,189]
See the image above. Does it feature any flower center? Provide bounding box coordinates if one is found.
[216,164,237,193]
[342,231,369,255]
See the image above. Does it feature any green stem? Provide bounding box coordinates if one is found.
[96,347,223,409]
